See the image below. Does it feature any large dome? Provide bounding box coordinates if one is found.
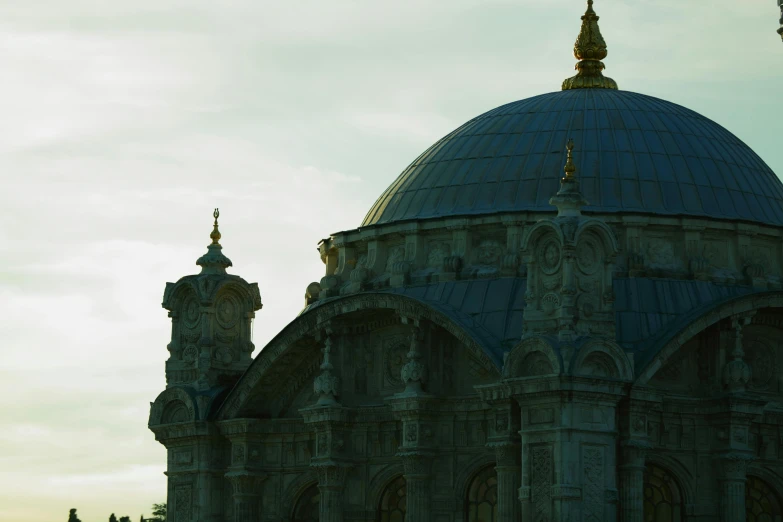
[362,89,783,227]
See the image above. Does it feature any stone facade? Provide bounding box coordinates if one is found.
[148,5,783,519]
[149,173,783,522]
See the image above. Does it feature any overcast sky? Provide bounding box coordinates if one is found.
[1,1,780,521]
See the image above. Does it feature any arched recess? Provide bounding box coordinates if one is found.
[465,465,498,522]
[571,339,633,381]
[377,475,406,522]
[643,463,686,522]
[280,470,319,520]
[503,336,561,379]
[149,386,197,426]
[746,474,783,522]
[636,292,783,386]
[291,483,320,522]
[217,292,501,420]
[644,453,696,509]
[454,452,498,510]
[368,463,405,511]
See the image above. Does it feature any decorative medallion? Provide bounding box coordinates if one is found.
[427,242,450,268]
[215,294,239,329]
[539,238,562,275]
[182,345,198,363]
[383,338,409,386]
[183,296,200,328]
[477,239,503,265]
[577,237,600,275]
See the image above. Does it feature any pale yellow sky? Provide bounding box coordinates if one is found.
[1,1,781,521]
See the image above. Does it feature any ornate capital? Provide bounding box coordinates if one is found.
[313,462,349,489]
[225,470,267,497]
[714,452,754,481]
[488,441,520,467]
[398,451,434,477]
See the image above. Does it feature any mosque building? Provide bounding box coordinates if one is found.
[149,2,783,521]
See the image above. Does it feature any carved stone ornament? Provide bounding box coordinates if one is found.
[313,336,340,405]
[215,294,240,328]
[183,296,200,328]
[538,238,562,275]
[477,239,503,265]
[384,339,409,386]
[576,236,600,275]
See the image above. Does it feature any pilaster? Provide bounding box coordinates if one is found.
[510,377,624,522]
[225,470,267,522]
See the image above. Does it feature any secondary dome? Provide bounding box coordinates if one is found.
[362,2,783,228]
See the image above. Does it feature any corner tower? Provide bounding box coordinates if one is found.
[161,209,262,390]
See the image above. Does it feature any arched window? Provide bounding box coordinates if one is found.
[378,475,406,522]
[466,465,498,522]
[746,475,783,522]
[292,483,319,522]
[643,464,684,522]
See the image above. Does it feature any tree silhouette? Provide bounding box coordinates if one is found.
[150,503,167,522]
[68,509,81,522]
[109,514,118,522]
[119,517,131,522]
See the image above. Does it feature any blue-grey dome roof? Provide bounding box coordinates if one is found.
[362,89,783,227]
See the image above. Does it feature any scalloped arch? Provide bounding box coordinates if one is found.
[572,339,632,381]
[520,220,563,253]
[217,292,501,420]
[574,219,619,256]
[503,336,561,378]
[636,292,783,385]
[149,386,197,426]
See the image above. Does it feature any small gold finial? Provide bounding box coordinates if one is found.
[563,139,576,181]
[562,0,618,91]
[210,208,221,245]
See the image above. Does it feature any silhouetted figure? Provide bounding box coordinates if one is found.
[68,509,81,522]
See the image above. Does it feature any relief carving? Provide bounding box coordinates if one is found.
[427,242,451,268]
[646,238,676,266]
[531,446,553,521]
[538,238,562,275]
[476,239,503,265]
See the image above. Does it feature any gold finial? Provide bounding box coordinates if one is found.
[563,139,576,181]
[210,208,221,245]
[562,0,618,91]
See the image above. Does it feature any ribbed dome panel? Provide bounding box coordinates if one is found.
[362,89,783,227]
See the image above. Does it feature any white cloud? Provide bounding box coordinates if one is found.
[0,1,780,521]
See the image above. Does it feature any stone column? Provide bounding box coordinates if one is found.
[314,463,348,522]
[618,442,649,522]
[716,454,752,522]
[225,471,266,522]
[490,442,521,522]
[400,452,433,522]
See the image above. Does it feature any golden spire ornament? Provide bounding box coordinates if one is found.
[197,207,233,274]
[563,138,576,181]
[210,208,221,245]
[562,0,618,91]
